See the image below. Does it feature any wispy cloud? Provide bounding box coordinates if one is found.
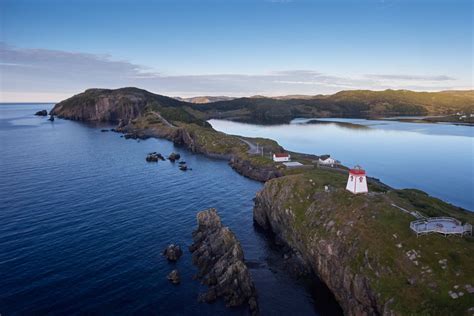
[0,42,466,102]
[365,74,455,81]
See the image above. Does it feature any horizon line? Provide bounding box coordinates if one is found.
[1,87,473,104]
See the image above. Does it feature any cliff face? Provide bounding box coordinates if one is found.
[189,208,259,315]
[229,156,282,182]
[253,170,474,315]
[50,87,210,126]
[51,88,152,122]
[254,177,381,315]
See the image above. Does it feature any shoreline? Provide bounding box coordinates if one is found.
[50,99,474,315]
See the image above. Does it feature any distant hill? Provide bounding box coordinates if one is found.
[175,96,235,104]
[195,89,474,124]
[51,88,474,126]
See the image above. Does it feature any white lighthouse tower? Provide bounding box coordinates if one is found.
[346,165,368,194]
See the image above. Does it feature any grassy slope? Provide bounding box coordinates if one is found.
[271,169,474,315]
[195,89,474,124]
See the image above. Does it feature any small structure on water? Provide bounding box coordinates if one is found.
[346,165,368,194]
[273,153,290,162]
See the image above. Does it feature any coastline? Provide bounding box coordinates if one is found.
[50,98,474,315]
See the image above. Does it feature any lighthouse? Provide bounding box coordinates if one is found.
[346,166,368,194]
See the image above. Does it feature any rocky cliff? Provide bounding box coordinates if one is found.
[50,87,210,126]
[189,208,259,315]
[253,169,474,315]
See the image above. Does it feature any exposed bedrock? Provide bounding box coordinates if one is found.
[163,244,183,262]
[189,208,259,315]
[35,110,48,116]
[253,180,381,316]
[229,156,282,182]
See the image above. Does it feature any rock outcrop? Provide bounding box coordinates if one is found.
[253,173,474,315]
[167,269,181,284]
[168,152,181,162]
[229,156,282,182]
[253,178,384,315]
[146,152,165,162]
[189,208,259,315]
[163,244,183,262]
[35,110,48,116]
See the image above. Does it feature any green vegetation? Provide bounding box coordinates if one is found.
[51,87,474,314]
[52,87,474,126]
[195,89,474,124]
[265,168,474,315]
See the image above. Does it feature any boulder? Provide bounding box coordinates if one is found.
[163,244,183,261]
[167,269,181,284]
[190,208,259,315]
[168,152,181,162]
[35,110,48,116]
[48,115,55,121]
[146,152,165,162]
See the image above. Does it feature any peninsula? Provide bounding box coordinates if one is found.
[50,87,474,315]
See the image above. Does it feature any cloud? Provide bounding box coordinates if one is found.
[365,74,455,81]
[0,42,466,102]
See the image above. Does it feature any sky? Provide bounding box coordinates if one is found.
[0,0,472,102]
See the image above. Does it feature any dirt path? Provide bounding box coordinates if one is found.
[150,111,175,128]
[238,138,260,155]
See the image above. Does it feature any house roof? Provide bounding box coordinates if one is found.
[274,153,289,158]
[319,154,331,161]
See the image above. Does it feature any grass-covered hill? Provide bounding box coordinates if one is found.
[51,87,210,127]
[254,168,474,315]
[51,87,474,126]
[195,89,474,124]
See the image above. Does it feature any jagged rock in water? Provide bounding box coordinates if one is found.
[35,110,48,116]
[146,153,159,162]
[168,152,181,162]
[163,244,183,261]
[48,115,55,121]
[189,208,259,315]
[167,269,180,284]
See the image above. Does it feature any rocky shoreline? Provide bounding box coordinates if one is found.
[49,90,474,315]
[113,119,281,182]
[253,183,380,315]
[253,172,474,315]
[189,208,259,315]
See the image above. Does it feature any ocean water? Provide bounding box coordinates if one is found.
[0,104,342,315]
[210,118,474,211]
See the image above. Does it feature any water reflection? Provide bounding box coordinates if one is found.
[210,118,474,211]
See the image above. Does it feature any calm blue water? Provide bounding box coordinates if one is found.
[0,104,342,315]
[210,118,474,211]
